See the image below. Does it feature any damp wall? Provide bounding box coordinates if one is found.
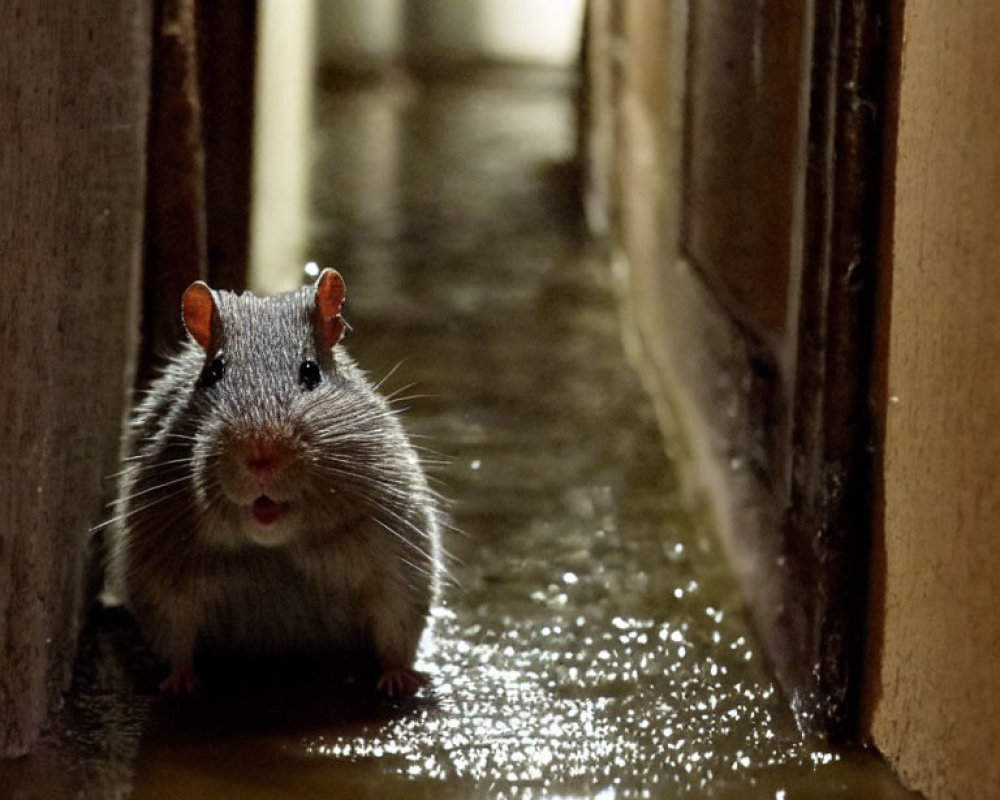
[0,2,149,756]
[584,0,882,737]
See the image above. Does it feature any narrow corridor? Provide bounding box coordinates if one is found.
[0,68,916,800]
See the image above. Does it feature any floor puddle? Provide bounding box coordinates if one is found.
[0,67,918,800]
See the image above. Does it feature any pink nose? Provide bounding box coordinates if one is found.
[244,441,288,480]
[247,454,276,478]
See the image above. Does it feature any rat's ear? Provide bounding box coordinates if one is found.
[313,268,347,351]
[181,281,217,353]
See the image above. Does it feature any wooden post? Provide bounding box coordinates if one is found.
[0,0,149,756]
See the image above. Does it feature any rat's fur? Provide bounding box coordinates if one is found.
[105,273,440,694]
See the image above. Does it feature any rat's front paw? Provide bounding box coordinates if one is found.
[160,662,200,694]
[376,665,424,698]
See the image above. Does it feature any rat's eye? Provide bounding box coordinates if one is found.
[200,354,226,388]
[299,359,322,390]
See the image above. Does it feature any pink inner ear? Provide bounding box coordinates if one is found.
[316,269,345,319]
[315,269,347,350]
[182,281,215,352]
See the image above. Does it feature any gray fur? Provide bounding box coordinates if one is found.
[106,278,440,689]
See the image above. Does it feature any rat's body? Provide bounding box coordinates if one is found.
[106,270,439,696]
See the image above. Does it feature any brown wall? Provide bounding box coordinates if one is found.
[0,2,149,756]
[589,0,1000,791]
[141,0,255,382]
[585,0,885,737]
[684,0,806,347]
[865,3,1000,798]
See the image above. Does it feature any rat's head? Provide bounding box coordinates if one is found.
[181,268,364,547]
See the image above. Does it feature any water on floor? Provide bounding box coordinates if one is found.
[0,68,918,800]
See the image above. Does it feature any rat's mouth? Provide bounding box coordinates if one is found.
[251,495,289,526]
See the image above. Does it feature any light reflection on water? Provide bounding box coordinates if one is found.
[295,471,814,796]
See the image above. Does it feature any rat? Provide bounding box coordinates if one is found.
[104,268,441,697]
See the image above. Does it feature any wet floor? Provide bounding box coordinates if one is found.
[0,68,919,799]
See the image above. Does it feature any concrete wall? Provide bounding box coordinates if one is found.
[864,3,1000,798]
[0,1,149,756]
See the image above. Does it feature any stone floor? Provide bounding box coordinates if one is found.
[0,67,919,800]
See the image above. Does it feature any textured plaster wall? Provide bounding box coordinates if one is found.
[865,3,1000,799]
[0,1,148,756]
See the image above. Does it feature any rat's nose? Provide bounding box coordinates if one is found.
[246,453,276,479]
[244,439,290,480]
